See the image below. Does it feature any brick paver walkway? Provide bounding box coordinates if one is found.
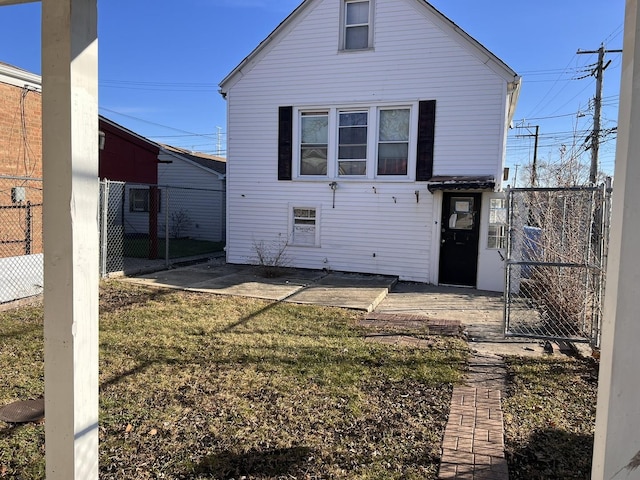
[438,386,508,480]
[363,285,517,479]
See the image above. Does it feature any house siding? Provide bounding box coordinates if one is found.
[223,0,514,284]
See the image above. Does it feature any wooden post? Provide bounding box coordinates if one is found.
[149,185,159,259]
[592,0,640,477]
[42,0,99,478]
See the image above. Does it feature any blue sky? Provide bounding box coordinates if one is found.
[0,0,626,179]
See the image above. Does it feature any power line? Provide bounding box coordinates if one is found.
[99,106,225,140]
[99,79,218,92]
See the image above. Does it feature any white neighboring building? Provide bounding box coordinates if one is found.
[156,145,226,242]
[219,0,520,291]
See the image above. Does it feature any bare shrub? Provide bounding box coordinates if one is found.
[170,209,192,239]
[252,236,291,278]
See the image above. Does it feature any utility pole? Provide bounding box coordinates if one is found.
[516,125,540,186]
[216,126,223,156]
[578,45,623,184]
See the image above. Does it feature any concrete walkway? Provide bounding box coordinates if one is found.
[123,261,550,480]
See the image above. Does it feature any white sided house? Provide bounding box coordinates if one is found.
[219,0,520,291]
[157,145,227,242]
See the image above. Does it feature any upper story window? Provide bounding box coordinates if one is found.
[343,0,372,50]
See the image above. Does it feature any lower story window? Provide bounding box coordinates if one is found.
[338,111,368,176]
[488,198,507,249]
[300,112,329,175]
[129,188,161,213]
[294,104,417,180]
[377,108,410,175]
[292,207,318,246]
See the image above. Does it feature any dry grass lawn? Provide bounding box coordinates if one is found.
[502,355,599,479]
[0,280,468,479]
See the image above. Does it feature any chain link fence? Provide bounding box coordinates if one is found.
[504,184,611,347]
[0,176,225,305]
[99,180,226,277]
[0,175,44,304]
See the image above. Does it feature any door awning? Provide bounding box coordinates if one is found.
[427,175,496,193]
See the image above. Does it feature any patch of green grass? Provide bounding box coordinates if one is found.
[502,355,599,480]
[123,237,224,259]
[0,281,467,479]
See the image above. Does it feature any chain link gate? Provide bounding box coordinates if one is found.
[504,185,611,347]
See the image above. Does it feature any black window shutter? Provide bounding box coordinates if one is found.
[278,106,293,180]
[416,100,436,181]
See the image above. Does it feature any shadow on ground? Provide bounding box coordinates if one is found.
[506,428,594,480]
[187,446,313,478]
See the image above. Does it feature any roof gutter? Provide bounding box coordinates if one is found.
[507,76,522,125]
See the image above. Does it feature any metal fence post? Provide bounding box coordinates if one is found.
[100,180,109,277]
[25,201,32,255]
[165,187,170,267]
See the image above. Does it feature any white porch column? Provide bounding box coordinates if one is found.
[42,0,99,478]
[592,0,640,478]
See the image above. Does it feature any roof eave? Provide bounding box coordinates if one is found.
[159,146,226,178]
[99,115,161,150]
[0,62,42,90]
[507,76,522,125]
[219,0,308,94]
[219,0,520,101]
[415,0,518,82]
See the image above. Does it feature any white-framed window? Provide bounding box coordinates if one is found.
[488,198,507,249]
[291,207,319,246]
[295,104,414,180]
[377,108,410,175]
[342,0,372,50]
[338,110,368,176]
[129,188,161,213]
[300,111,329,176]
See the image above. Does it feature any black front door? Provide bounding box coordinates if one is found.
[438,193,481,287]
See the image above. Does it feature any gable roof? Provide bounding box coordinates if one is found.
[99,115,160,152]
[160,144,226,177]
[219,0,520,91]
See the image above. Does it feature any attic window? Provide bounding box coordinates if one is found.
[343,0,372,50]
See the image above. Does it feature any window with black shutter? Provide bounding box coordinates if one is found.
[416,100,436,181]
[278,106,293,180]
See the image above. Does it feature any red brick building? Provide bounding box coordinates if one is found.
[0,62,43,257]
[0,62,160,259]
[0,62,42,179]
